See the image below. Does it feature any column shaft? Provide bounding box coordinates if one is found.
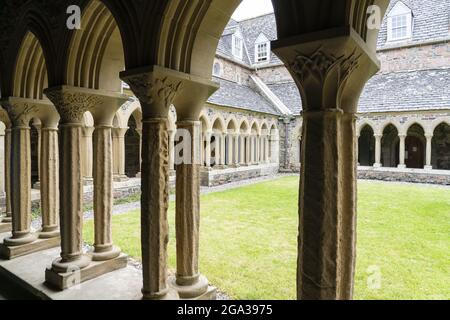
[112,128,127,179]
[141,118,170,298]
[338,113,358,299]
[4,126,36,245]
[298,110,342,300]
[52,123,90,271]
[2,129,11,221]
[398,135,406,168]
[92,126,120,260]
[204,133,211,167]
[374,135,382,167]
[39,128,60,238]
[174,121,208,297]
[425,135,433,169]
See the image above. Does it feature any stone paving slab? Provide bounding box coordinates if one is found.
[0,232,142,300]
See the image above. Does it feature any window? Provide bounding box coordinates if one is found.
[254,33,271,64]
[213,62,222,77]
[256,42,269,63]
[387,2,412,42]
[232,31,243,60]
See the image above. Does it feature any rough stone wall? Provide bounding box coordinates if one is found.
[214,57,253,86]
[378,42,450,74]
[278,116,302,172]
[255,64,293,84]
[359,168,450,185]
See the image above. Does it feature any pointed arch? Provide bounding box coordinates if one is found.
[12,32,48,100]
[66,0,125,91]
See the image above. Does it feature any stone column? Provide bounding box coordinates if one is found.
[82,126,94,183]
[136,128,143,176]
[233,134,240,166]
[264,136,270,163]
[220,134,226,166]
[398,134,406,169]
[374,134,382,168]
[44,88,92,273]
[424,134,433,170]
[273,35,380,300]
[2,129,12,222]
[0,130,5,198]
[92,123,121,261]
[112,127,128,181]
[121,66,186,300]
[270,133,280,164]
[3,121,36,245]
[226,133,233,166]
[245,135,251,165]
[173,120,209,298]
[339,113,358,299]
[34,123,42,188]
[204,132,211,168]
[168,129,176,173]
[38,127,60,238]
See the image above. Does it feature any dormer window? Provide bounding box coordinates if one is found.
[232,31,243,60]
[387,1,413,42]
[255,33,270,64]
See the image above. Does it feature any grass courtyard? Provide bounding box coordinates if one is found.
[84,177,450,300]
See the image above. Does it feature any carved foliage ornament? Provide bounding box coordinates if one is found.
[289,47,361,92]
[45,90,103,122]
[123,74,183,108]
[3,103,38,127]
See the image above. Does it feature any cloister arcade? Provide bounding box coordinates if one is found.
[357,119,450,170]
[0,0,391,300]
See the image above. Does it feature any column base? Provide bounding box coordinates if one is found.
[38,228,60,239]
[91,246,121,262]
[397,164,406,169]
[373,163,382,168]
[0,222,12,233]
[113,175,129,182]
[1,216,12,223]
[0,235,59,259]
[33,181,41,190]
[142,287,180,300]
[171,274,213,299]
[45,253,128,290]
[424,165,433,171]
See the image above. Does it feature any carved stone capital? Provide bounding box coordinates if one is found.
[272,29,380,113]
[1,98,39,127]
[120,66,184,117]
[44,87,103,123]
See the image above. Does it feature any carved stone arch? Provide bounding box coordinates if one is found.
[199,111,212,132]
[12,31,49,100]
[357,120,376,136]
[0,108,11,128]
[66,0,125,91]
[250,120,260,135]
[376,120,401,136]
[431,118,450,134]
[402,119,428,136]
[239,118,250,134]
[226,117,238,134]
[2,3,57,96]
[211,115,226,133]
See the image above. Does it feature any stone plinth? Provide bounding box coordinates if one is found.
[0,223,12,234]
[0,235,60,259]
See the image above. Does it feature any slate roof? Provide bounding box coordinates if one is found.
[266,82,302,115]
[378,0,450,48]
[207,77,280,115]
[212,1,450,116]
[359,68,450,113]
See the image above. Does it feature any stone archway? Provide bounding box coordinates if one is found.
[358,125,375,166]
[125,115,141,178]
[406,124,426,169]
[381,124,400,167]
[432,123,450,170]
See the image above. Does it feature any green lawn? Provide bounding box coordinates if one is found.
[84,177,450,300]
